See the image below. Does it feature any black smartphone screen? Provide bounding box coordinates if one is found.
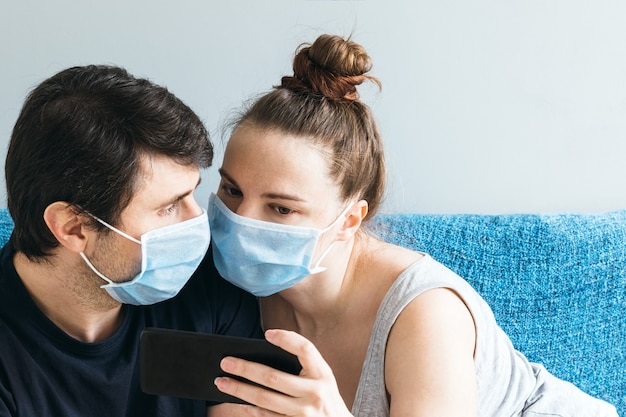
[139,327,302,404]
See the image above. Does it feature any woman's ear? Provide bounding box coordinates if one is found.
[43,202,89,254]
[337,200,368,241]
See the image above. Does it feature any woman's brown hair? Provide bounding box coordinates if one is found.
[232,34,386,221]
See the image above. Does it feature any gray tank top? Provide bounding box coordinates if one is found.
[351,255,617,417]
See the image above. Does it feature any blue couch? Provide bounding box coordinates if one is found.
[372,209,625,415]
[1,208,624,414]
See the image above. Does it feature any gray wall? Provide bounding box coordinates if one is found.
[2,1,626,214]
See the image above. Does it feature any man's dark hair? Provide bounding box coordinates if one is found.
[5,65,213,259]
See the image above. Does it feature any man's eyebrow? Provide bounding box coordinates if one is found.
[218,168,305,203]
[159,176,202,208]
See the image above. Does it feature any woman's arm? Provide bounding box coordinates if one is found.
[385,287,477,417]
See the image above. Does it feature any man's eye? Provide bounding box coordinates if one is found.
[162,202,179,216]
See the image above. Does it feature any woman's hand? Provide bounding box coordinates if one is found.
[213,329,353,417]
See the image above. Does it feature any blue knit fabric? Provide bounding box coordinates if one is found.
[372,210,626,416]
[0,209,623,414]
[0,211,13,246]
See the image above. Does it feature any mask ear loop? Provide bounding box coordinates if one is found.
[79,252,115,286]
[79,213,142,286]
[90,216,142,245]
[75,205,142,245]
[310,201,357,272]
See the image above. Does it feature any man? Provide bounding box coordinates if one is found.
[0,65,261,416]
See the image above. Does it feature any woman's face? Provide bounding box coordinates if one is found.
[217,125,344,229]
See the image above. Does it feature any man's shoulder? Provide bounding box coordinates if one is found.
[0,242,17,301]
[0,239,15,272]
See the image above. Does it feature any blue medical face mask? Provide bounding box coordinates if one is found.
[208,193,352,297]
[79,210,210,305]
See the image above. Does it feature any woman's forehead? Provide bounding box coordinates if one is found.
[224,127,337,197]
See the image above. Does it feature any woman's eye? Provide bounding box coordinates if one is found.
[274,206,294,215]
[222,185,242,197]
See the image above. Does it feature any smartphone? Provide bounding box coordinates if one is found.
[139,327,302,404]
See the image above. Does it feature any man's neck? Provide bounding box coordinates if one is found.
[13,251,125,343]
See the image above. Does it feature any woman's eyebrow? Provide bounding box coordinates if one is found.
[218,168,238,188]
[262,192,306,202]
[219,168,306,202]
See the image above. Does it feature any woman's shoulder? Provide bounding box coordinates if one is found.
[362,243,478,416]
[374,245,475,324]
[360,238,425,276]
[360,238,466,291]
[362,240,483,339]
[356,237,483,325]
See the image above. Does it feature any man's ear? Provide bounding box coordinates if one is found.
[337,200,368,241]
[43,202,89,254]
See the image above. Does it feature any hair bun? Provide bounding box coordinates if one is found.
[280,34,380,102]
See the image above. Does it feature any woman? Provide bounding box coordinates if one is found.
[207,34,617,417]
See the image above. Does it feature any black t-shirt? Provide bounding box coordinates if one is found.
[0,240,262,417]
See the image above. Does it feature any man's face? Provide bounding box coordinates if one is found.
[86,154,203,284]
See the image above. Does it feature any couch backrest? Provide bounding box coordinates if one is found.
[0,209,12,245]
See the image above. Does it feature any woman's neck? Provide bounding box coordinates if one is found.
[259,234,375,338]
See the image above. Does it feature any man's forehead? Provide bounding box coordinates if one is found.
[129,155,200,207]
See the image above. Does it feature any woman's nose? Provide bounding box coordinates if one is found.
[233,201,262,221]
